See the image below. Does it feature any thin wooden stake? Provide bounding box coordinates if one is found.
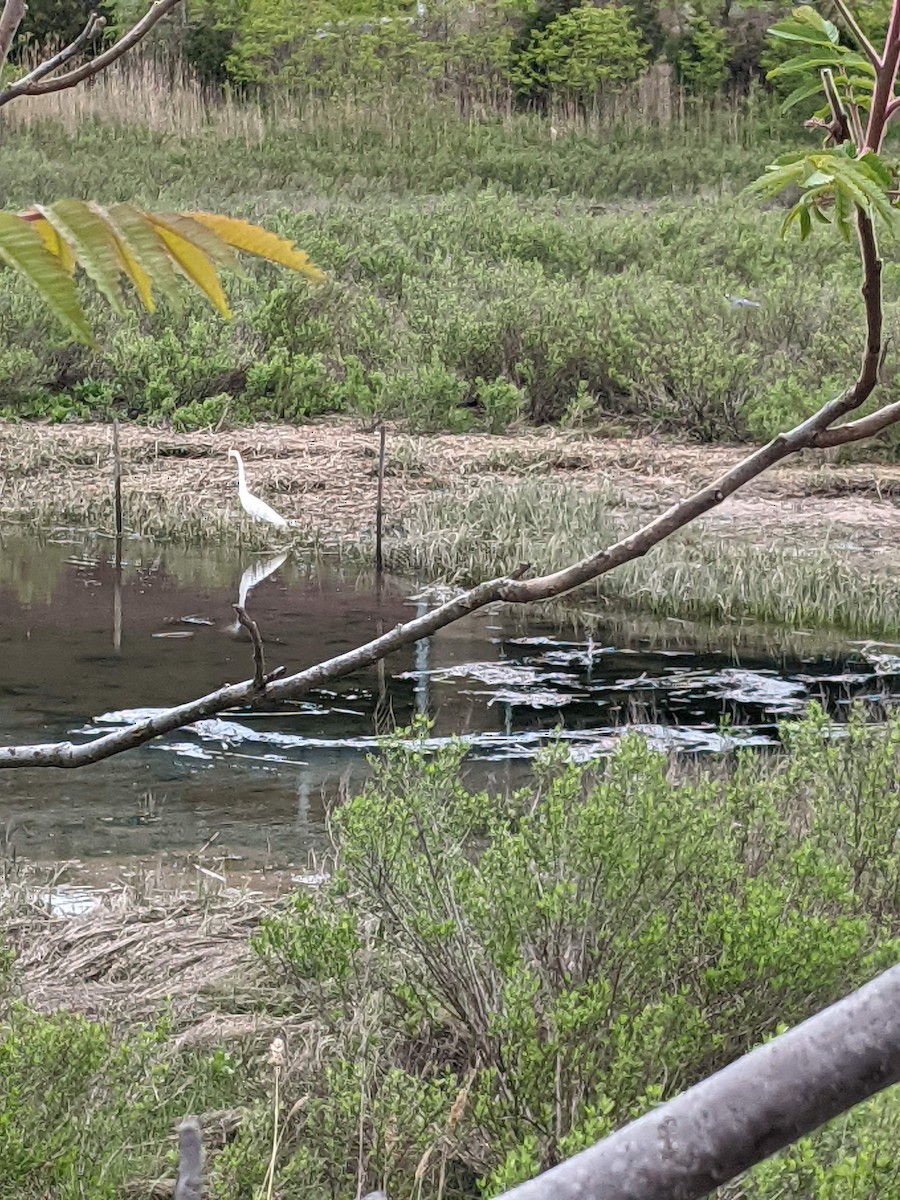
[112,418,123,542]
[375,423,386,576]
[112,419,123,650]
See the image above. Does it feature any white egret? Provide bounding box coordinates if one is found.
[228,449,289,528]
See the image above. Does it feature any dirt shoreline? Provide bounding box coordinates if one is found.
[1,418,898,560]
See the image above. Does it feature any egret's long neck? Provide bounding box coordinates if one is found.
[233,453,247,492]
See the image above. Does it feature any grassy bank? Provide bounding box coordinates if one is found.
[393,478,900,636]
[6,65,899,450]
[3,710,900,1197]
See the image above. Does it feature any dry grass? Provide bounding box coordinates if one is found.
[1,868,273,1023]
[394,477,900,635]
[0,50,719,143]
[2,419,899,550]
[3,51,268,142]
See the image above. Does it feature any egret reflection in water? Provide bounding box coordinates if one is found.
[226,551,290,637]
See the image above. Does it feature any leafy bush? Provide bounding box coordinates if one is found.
[509,3,649,103]
[0,1004,246,1196]
[247,708,900,1197]
[674,17,729,97]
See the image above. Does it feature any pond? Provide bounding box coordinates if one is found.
[0,530,898,891]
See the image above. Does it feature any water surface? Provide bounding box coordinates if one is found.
[1,530,897,890]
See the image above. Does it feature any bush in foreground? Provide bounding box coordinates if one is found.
[3,708,900,1197]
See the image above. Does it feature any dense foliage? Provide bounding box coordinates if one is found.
[5,709,897,1196]
[7,101,897,448]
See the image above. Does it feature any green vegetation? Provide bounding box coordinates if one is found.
[5,90,897,444]
[393,478,900,636]
[3,709,900,1196]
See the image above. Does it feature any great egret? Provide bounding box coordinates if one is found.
[228,449,289,529]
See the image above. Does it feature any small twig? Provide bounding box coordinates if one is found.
[233,605,266,689]
[831,0,882,68]
[233,605,285,691]
[0,9,105,104]
[174,1117,202,1200]
[0,0,184,107]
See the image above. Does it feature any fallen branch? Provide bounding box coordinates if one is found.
[498,963,900,1200]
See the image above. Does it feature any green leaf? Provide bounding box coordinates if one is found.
[0,213,93,344]
[855,150,893,189]
[34,199,127,315]
[767,49,845,77]
[780,78,827,112]
[793,4,840,41]
[802,169,834,187]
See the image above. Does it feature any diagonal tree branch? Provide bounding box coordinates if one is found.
[1,0,899,771]
[0,10,106,106]
[0,0,26,75]
[0,0,184,108]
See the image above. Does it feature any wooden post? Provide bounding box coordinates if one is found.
[174,1117,202,1200]
[112,419,123,650]
[375,423,386,576]
[112,418,123,542]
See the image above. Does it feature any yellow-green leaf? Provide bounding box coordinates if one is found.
[0,213,93,344]
[29,216,77,273]
[107,203,184,311]
[148,217,231,317]
[151,212,241,270]
[34,199,127,315]
[186,212,326,283]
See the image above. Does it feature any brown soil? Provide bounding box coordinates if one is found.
[1,419,898,555]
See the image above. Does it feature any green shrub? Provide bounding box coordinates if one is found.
[509,3,649,103]
[247,708,900,1197]
[673,17,729,97]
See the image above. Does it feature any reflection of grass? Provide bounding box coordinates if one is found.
[391,479,900,637]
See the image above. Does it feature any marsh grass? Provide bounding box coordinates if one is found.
[393,479,900,636]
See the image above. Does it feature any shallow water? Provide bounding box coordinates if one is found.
[0,530,898,891]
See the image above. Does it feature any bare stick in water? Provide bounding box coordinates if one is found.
[112,418,123,543]
[233,604,286,691]
[375,423,387,576]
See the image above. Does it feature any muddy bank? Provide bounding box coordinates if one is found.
[1,419,898,561]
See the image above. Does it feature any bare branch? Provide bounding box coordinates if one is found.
[831,0,882,68]
[233,604,286,690]
[0,0,184,107]
[885,95,900,121]
[0,0,26,75]
[812,398,900,445]
[0,10,106,105]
